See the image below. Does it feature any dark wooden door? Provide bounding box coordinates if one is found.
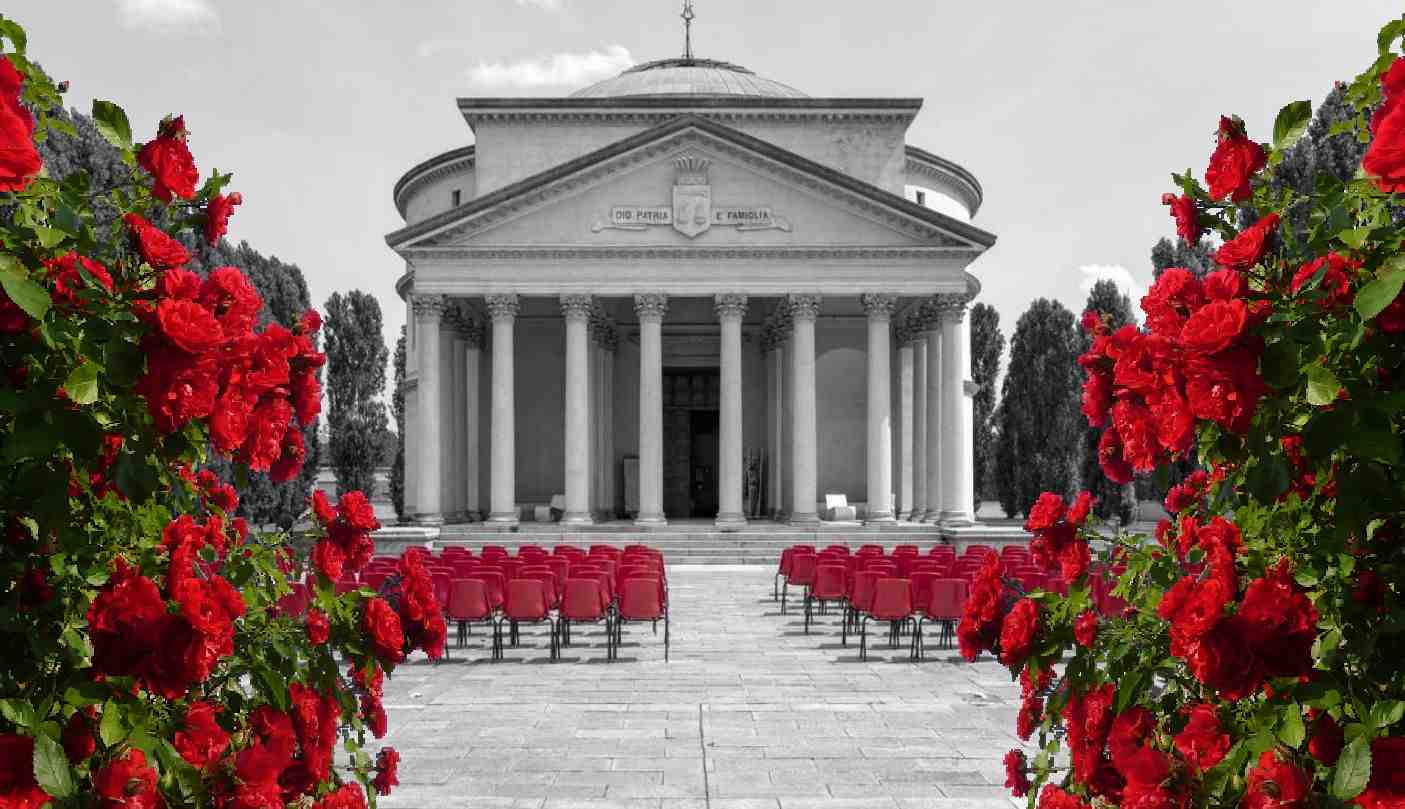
[690,410,719,517]
[663,408,691,518]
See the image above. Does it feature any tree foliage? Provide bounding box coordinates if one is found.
[993,298,1082,517]
[969,302,1004,506]
[390,326,406,522]
[1151,236,1216,280]
[324,291,388,498]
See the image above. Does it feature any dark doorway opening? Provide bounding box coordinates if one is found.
[662,369,720,519]
[689,410,719,518]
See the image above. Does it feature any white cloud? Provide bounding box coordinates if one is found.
[515,0,564,9]
[1078,264,1146,321]
[468,45,634,89]
[116,0,220,36]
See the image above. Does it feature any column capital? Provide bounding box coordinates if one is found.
[485,294,520,322]
[633,293,669,321]
[786,293,822,323]
[916,299,943,333]
[560,294,594,321]
[714,293,748,322]
[861,293,899,321]
[932,292,973,322]
[454,315,484,346]
[411,294,446,321]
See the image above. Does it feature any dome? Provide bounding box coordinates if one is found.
[570,57,807,99]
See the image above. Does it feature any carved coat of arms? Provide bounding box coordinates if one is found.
[671,157,712,238]
[592,152,792,237]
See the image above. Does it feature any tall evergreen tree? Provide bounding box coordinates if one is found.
[390,327,407,522]
[1151,237,1216,280]
[993,299,1082,517]
[324,291,389,497]
[1078,281,1138,524]
[969,302,1004,508]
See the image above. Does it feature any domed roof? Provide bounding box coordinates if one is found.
[571,57,807,99]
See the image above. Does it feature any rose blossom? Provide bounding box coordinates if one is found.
[123,212,190,270]
[373,747,401,796]
[205,191,242,245]
[998,598,1039,667]
[1364,57,1405,193]
[174,701,230,771]
[1003,749,1031,797]
[95,748,161,809]
[137,115,199,201]
[1205,115,1266,202]
[1173,704,1229,771]
[306,608,330,644]
[1243,751,1309,809]
[1214,213,1279,271]
[0,57,42,193]
[0,733,52,807]
[1074,610,1098,647]
[1161,192,1201,243]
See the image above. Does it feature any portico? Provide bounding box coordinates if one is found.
[388,57,996,532]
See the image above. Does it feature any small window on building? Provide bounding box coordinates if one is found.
[451,189,462,207]
[915,189,927,206]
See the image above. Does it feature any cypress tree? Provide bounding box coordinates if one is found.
[324,291,390,497]
[390,326,407,522]
[969,302,1004,509]
[1078,280,1138,524]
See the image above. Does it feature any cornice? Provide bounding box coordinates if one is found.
[392,146,476,219]
[399,245,980,262]
[904,145,984,217]
[457,97,923,130]
[386,116,997,251]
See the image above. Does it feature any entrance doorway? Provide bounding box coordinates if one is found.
[662,369,720,519]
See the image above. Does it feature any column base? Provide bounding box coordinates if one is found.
[920,510,942,524]
[486,511,519,528]
[897,510,911,521]
[634,513,668,529]
[714,513,748,532]
[865,512,898,526]
[561,512,594,526]
[939,511,977,527]
[414,513,444,526]
[788,513,821,527]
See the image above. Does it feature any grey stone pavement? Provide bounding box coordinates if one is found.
[375,565,1026,809]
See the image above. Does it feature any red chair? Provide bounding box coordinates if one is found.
[572,568,614,603]
[775,545,815,602]
[857,544,885,556]
[558,578,612,656]
[893,545,919,557]
[782,553,818,615]
[908,572,942,621]
[335,577,359,596]
[553,544,586,560]
[446,578,495,657]
[805,563,848,635]
[470,570,506,612]
[518,568,559,608]
[430,572,451,610]
[915,578,969,656]
[498,578,557,661]
[614,577,668,662]
[862,578,915,661]
[846,570,882,646]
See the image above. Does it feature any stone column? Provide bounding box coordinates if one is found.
[715,294,748,530]
[486,294,519,526]
[412,295,445,525]
[561,294,594,525]
[896,324,915,521]
[764,325,785,520]
[862,293,898,524]
[923,303,943,523]
[457,316,483,521]
[788,294,821,526]
[634,294,668,527]
[911,325,928,522]
[937,294,976,525]
[601,327,617,520]
[447,309,467,522]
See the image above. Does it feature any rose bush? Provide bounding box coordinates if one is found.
[0,15,439,807]
[962,14,1405,808]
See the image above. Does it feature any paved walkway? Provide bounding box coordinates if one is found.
[376,566,1025,809]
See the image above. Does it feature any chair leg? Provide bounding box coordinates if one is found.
[859,615,868,661]
[549,618,558,662]
[781,582,788,614]
[664,610,670,662]
[804,594,812,635]
[841,605,849,647]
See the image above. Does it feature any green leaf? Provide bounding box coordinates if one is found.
[1356,268,1405,322]
[31,225,66,249]
[31,733,75,799]
[91,100,132,150]
[1273,100,1312,150]
[1339,227,1373,250]
[62,363,99,405]
[0,699,35,729]
[62,682,108,707]
[1279,707,1306,747]
[1371,700,1405,731]
[99,702,125,747]
[0,255,51,321]
[1332,737,1373,800]
[1261,340,1301,389]
[1306,365,1342,406]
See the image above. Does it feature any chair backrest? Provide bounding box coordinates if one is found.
[553,544,586,559]
[788,553,818,587]
[561,578,607,620]
[519,570,558,604]
[857,544,885,556]
[823,544,851,556]
[908,571,941,614]
[504,578,550,620]
[851,570,881,613]
[893,545,919,557]
[362,571,390,594]
[618,577,664,621]
[480,546,509,562]
[446,578,491,620]
[926,578,969,619]
[469,570,506,609]
[623,544,652,554]
[870,577,913,621]
[589,545,622,560]
[572,569,614,601]
[430,572,451,608]
[812,563,848,600]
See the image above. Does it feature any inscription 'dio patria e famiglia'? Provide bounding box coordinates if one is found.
[592,155,793,238]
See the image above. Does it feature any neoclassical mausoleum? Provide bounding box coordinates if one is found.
[387,50,996,531]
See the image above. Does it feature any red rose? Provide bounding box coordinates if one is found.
[158,267,201,300]
[1098,426,1135,484]
[1161,192,1202,243]
[337,490,381,532]
[1214,213,1279,271]
[1059,539,1091,583]
[311,489,336,525]
[44,252,114,309]
[1291,253,1359,310]
[239,397,293,472]
[1173,704,1229,771]
[1149,391,1195,455]
[306,608,330,644]
[1063,683,1115,783]
[123,213,190,271]
[1082,370,1113,427]
[209,388,252,455]
[95,748,160,809]
[291,369,322,426]
[1068,491,1094,526]
[373,747,401,796]
[157,298,224,354]
[269,423,307,483]
[0,733,52,808]
[1179,298,1247,355]
[1003,749,1031,797]
[137,115,199,202]
[1170,578,1228,647]
[0,57,42,193]
[311,538,345,581]
[1357,736,1405,809]
[314,784,368,809]
[998,598,1039,667]
[1024,492,1065,532]
[1364,57,1405,193]
[61,706,97,764]
[205,191,242,245]
[174,701,230,771]
[1307,710,1343,766]
[1184,346,1266,434]
[1074,610,1098,647]
[1111,399,1160,473]
[1238,562,1318,678]
[198,266,263,334]
[1017,693,1042,740]
[363,596,406,665]
[1038,786,1092,809]
[1205,115,1266,202]
[1244,751,1309,809]
[1142,268,1205,336]
[1186,616,1261,700]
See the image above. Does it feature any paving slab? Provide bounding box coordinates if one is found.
[374,566,1024,808]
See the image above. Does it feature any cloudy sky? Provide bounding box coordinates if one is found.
[8,0,1402,375]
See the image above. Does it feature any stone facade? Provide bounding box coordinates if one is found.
[387,58,995,528]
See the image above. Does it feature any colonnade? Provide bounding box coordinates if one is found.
[407,291,976,529]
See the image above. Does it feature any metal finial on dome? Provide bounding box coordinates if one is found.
[681,0,695,60]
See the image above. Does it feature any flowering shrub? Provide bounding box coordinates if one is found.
[0,15,438,807]
[964,15,1405,808]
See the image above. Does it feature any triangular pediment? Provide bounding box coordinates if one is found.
[386,116,995,254]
